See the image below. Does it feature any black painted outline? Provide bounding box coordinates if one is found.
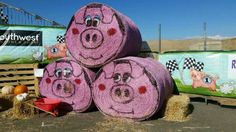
[93,59,160,120]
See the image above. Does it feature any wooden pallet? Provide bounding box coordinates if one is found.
[180,93,236,107]
[0,63,39,96]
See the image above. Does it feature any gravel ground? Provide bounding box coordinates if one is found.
[0,101,236,132]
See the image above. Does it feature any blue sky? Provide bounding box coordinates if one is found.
[1,0,236,40]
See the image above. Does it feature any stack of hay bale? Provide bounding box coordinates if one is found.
[0,85,35,119]
[39,3,190,121]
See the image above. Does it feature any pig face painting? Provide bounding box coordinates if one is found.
[93,59,159,121]
[190,68,218,92]
[45,43,67,60]
[39,59,94,112]
[66,3,142,68]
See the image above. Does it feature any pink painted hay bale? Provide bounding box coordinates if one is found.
[39,58,95,112]
[93,57,173,121]
[65,3,142,68]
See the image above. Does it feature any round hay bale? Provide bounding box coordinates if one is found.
[39,58,95,112]
[163,94,190,121]
[66,3,142,68]
[93,57,173,121]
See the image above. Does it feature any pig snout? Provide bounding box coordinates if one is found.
[111,85,134,104]
[81,29,103,49]
[52,79,75,98]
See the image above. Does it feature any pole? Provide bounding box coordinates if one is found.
[159,24,161,53]
[203,22,207,51]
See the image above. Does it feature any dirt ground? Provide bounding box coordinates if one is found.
[0,100,236,132]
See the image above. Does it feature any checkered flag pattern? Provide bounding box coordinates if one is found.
[166,60,179,74]
[194,61,204,71]
[0,8,8,24]
[56,35,65,43]
[183,57,196,69]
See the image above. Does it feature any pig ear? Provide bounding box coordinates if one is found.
[190,68,194,73]
[102,62,115,78]
[66,16,75,32]
[74,7,86,24]
[44,63,56,77]
[44,45,49,50]
[130,61,144,78]
[101,5,114,23]
[69,60,82,77]
[59,43,66,51]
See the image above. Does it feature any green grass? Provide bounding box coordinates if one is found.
[174,79,236,98]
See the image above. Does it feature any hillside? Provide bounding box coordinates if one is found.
[141,38,236,53]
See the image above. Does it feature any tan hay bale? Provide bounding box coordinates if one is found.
[12,97,35,119]
[88,117,148,132]
[2,97,36,120]
[163,94,190,122]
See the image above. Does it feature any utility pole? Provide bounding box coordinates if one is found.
[159,24,162,53]
[203,22,207,51]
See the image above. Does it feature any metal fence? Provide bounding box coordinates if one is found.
[0,2,65,27]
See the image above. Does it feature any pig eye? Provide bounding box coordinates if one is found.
[50,47,58,54]
[55,68,62,78]
[202,75,212,84]
[93,16,100,27]
[64,68,72,78]
[85,15,92,27]
[113,73,121,83]
[123,72,131,83]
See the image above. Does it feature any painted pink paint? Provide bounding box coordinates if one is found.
[65,3,142,68]
[93,57,173,121]
[39,58,95,112]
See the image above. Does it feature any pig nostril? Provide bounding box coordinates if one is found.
[115,88,121,97]
[124,89,130,97]
[85,34,90,42]
[64,87,71,93]
[57,84,62,90]
[92,34,97,42]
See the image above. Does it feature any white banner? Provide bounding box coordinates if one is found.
[228,55,236,79]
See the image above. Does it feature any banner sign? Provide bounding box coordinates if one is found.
[159,52,236,98]
[0,30,42,46]
[0,25,66,64]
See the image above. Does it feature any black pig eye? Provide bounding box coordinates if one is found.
[113,73,121,83]
[50,47,58,54]
[123,73,131,83]
[64,68,72,78]
[93,15,100,27]
[55,68,62,78]
[85,15,92,27]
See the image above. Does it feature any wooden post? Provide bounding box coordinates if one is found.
[159,24,162,53]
